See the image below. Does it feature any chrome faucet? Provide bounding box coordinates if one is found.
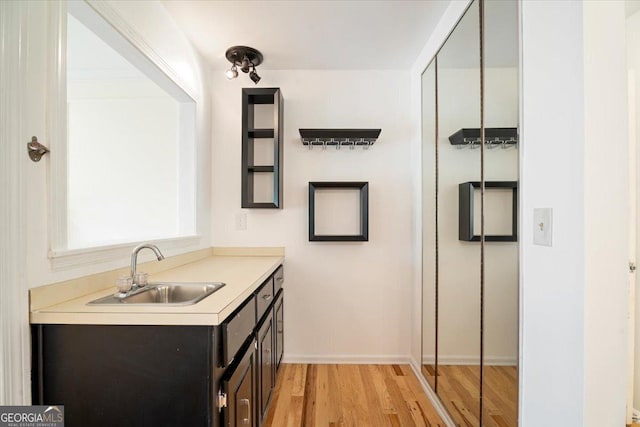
[130,243,165,287]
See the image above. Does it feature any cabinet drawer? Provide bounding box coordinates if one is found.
[273,265,284,294]
[221,296,256,367]
[256,277,274,322]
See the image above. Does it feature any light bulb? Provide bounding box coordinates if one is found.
[225,66,238,79]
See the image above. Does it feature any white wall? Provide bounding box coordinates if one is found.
[520,2,586,424]
[211,70,414,361]
[520,1,628,426]
[583,1,629,425]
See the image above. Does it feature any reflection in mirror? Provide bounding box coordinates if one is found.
[65,2,196,250]
[482,0,519,425]
[421,58,437,392]
[435,1,482,425]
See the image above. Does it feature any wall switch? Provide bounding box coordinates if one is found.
[533,208,552,246]
[235,212,247,231]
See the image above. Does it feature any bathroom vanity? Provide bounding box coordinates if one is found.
[30,251,284,427]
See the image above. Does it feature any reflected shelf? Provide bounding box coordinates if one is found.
[448,127,518,149]
[299,128,381,150]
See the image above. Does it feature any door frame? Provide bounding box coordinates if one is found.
[628,67,639,425]
[0,0,32,405]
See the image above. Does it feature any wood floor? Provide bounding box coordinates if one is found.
[423,364,518,427]
[264,364,447,426]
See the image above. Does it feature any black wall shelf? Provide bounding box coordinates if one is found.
[459,181,518,242]
[308,181,369,242]
[449,127,518,146]
[242,88,283,208]
[299,129,381,149]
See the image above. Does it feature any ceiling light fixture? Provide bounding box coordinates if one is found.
[225,46,263,84]
[249,64,261,84]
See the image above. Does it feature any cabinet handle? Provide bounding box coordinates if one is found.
[276,277,283,282]
[262,294,272,301]
[240,398,250,425]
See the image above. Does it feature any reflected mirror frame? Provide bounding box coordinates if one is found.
[479,0,486,422]
[420,55,439,394]
[422,0,484,423]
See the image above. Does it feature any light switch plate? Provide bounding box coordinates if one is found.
[533,208,552,246]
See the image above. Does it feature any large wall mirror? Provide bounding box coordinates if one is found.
[421,1,519,426]
[61,1,197,251]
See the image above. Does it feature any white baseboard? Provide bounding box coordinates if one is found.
[409,360,457,427]
[282,354,410,364]
[422,354,517,366]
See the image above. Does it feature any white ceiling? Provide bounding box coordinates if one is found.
[161,0,451,70]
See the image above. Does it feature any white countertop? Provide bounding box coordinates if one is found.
[30,254,283,326]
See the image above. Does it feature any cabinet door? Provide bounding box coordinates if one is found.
[33,324,212,427]
[221,340,257,427]
[257,313,274,423]
[274,292,284,371]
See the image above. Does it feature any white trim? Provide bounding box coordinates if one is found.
[281,354,409,365]
[84,0,197,101]
[408,360,457,427]
[47,1,68,252]
[0,0,30,405]
[410,0,473,76]
[633,408,640,422]
[49,235,201,270]
[517,1,525,425]
[421,355,518,366]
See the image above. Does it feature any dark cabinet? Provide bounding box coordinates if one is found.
[220,272,284,427]
[257,314,274,422]
[220,339,257,427]
[31,264,285,427]
[274,292,284,371]
[31,324,213,427]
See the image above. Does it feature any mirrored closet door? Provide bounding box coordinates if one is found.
[421,1,519,426]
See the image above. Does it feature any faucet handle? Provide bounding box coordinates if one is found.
[134,272,149,287]
[115,275,133,294]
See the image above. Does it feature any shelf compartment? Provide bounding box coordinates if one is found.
[299,128,381,148]
[448,127,518,146]
[247,166,275,173]
[242,88,283,209]
[248,129,274,139]
[459,181,518,242]
[308,181,369,242]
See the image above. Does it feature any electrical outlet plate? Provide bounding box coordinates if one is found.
[235,212,247,231]
[533,208,552,246]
